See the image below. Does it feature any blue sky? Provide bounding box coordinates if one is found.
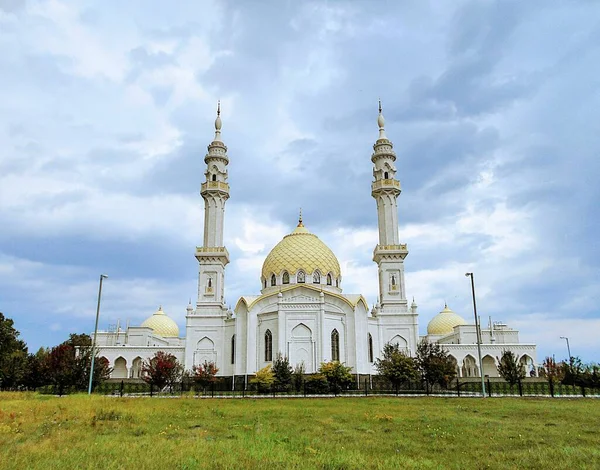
[1,0,598,362]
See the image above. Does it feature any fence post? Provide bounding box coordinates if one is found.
[581,385,586,397]
[487,378,492,397]
[211,382,214,398]
[457,378,460,397]
[365,379,368,397]
[518,380,523,397]
[549,378,554,397]
[120,380,124,397]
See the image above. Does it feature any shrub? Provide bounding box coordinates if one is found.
[319,361,354,393]
[272,354,293,392]
[304,374,330,394]
[375,342,419,390]
[250,365,274,393]
[497,350,525,387]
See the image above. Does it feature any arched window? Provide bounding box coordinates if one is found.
[313,271,321,284]
[271,274,276,286]
[265,330,273,362]
[368,333,374,363]
[208,277,212,288]
[297,271,305,283]
[327,273,332,286]
[391,275,396,286]
[282,272,290,284]
[331,329,340,362]
[231,335,236,364]
[263,279,267,289]
[384,171,389,180]
[336,278,339,288]
[212,174,217,181]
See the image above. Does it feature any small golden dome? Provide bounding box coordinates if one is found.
[427,304,467,336]
[141,306,180,338]
[261,222,341,281]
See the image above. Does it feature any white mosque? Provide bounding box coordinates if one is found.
[93,103,537,381]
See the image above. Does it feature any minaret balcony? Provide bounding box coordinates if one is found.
[373,244,408,262]
[371,179,401,193]
[201,181,230,194]
[195,246,230,264]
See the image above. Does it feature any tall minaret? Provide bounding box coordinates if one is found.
[195,101,230,312]
[371,100,409,312]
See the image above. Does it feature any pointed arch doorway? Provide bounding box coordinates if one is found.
[289,323,314,373]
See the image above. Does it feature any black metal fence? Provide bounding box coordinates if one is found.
[37,377,600,398]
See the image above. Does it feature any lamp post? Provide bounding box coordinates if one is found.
[559,336,571,360]
[465,272,486,398]
[88,274,108,395]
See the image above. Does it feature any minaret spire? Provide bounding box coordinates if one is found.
[378,99,387,140]
[298,207,303,227]
[214,100,222,142]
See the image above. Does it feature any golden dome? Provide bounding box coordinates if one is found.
[141,306,180,338]
[427,304,467,336]
[261,222,341,281]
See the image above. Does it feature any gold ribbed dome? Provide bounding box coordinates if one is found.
[141,306,180,338]
[427,304,467,335]
[261,222,341,280]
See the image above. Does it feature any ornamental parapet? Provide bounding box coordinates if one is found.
[373,243,409,262]
[201,181,230,193]
[371,179,401,195]
[195,246,230,263]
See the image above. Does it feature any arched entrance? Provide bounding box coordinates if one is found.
[194,337,216,367]
[113,357,127,379]
[130,357,142,379]
[482,355,497,377]
[289,323,314,373]
[462,355,479,377]
[519,355,535,376]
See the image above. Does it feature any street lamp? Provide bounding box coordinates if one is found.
[88,274,108,395]
[559,336,571,360]
[465,272,486,398]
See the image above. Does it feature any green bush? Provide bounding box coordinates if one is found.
[304,374,330,394]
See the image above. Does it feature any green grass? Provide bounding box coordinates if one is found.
[0,393,598,469]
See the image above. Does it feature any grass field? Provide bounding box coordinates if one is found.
[0,393,598,469]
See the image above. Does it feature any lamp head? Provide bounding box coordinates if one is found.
[465,272,472,277]
[101,274,108,279]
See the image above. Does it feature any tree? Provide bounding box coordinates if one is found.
[250,365,274,392]
[142,351,183,392]
[45,343,77,395]
[23,348,50,391]
[47,334,111,393]
[0,313,28,390]
[542,356,564,383]
[292,362,306,392]
[318,361,354,394]
[272,354,293,392]
[191,360,219,392]
[375,342,419,391]
[497,350,526,387]
[416,340,456,392]
[562,356,585,387]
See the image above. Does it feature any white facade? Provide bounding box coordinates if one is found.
[95,103,536,380]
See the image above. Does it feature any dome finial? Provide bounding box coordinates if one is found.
[377,98,387,140]
[298,207,303,227]
[214,100,222,141]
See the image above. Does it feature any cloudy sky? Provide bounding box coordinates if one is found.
[1,0,598,362]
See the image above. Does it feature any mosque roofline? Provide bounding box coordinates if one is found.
[235,284,368,312]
